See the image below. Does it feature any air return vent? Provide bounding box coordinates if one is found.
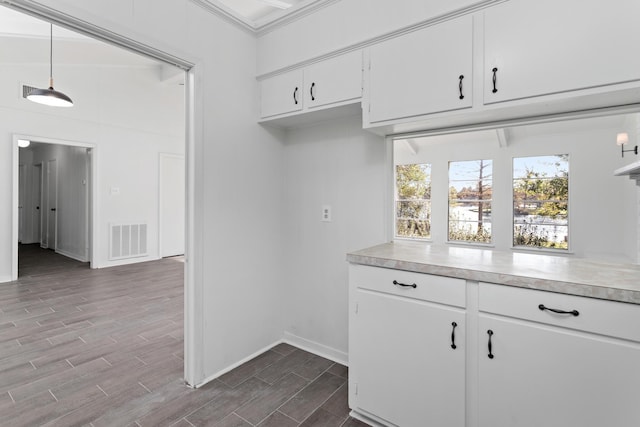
[109,222,148,260]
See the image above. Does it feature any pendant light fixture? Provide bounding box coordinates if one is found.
[27,24,73,107]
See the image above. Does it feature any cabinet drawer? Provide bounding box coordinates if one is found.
[479,282,640,342]
[349,264,465,308]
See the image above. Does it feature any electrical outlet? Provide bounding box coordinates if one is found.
[321,205,332,222]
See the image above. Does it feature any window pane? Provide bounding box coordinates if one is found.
[396,163,431,239]
[513,155,569,250]
[449,160,492,244]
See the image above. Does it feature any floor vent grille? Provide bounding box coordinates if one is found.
[109,222,148,260]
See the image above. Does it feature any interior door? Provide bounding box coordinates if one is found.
[44,159,57,250]
[18,164,25,243]
[160,153,185,257]
[34,163,42,245]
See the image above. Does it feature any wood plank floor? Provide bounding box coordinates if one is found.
[1,245,365,427]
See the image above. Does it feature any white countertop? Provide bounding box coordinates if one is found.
[347,241,640,304]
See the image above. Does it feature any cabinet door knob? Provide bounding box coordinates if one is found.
[458,75,464,100]
[392,280,417,289]
[293,87,299,105]
[451,322,458,349]
[491,67,498,93]
[310,82,316,101]
[487,330,494,359]
[538,304,579,317]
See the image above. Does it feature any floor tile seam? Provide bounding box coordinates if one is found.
[300,384,347,423]
[233,410,259,426]
[267,372,316,424]
[276,369,346,424]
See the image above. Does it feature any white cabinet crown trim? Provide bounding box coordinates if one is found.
[256,0,505,80]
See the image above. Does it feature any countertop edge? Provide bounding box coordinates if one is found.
[347,248,640,305]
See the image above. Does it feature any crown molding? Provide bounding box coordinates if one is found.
[188,0,340,36]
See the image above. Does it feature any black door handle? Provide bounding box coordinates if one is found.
[293,87,299,105]
[451,322,458,349]
[487,330,494,359]
[491,67,498,93]
[538,304,579,317]
[36,206,40,210]
[51,208,56,212]
[392,280,417,289]
[458,75,464,100]
[310,82,316,101]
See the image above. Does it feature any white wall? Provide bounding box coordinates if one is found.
[0,62,184,279]
[394,115,639,261]
[282,115,387,360]
[2,0,287,384]
[257,0,486,74]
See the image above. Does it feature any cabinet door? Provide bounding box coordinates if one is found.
[304,50,362,109]
[368,15,473,124]
[352,289,465,427]
[260,69,303,118]
[484,0,640,104]
[479,315,640,427]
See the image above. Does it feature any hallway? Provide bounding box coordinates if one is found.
[0,246,358,426]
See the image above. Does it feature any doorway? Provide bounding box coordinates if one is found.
[16,137,94,268]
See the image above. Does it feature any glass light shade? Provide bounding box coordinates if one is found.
[616,132,629,146]
[17,139,30,148]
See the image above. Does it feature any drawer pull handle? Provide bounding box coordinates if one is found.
[293,87,299,104]
[487,330,494,359]
[310,82,316,101]
[491,67,498,93]
[458,75,464,100]
[451,322,458,349]
[392,280,417,289]
[538,304,579,317]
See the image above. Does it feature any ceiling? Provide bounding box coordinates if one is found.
[216,0,307,22]
[0,5,164,69]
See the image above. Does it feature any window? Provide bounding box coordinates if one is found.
[448,160,493,244]
[395,163,431,239]
[513,155,569,250]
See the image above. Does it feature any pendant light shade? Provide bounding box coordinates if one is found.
[27,24,73,108]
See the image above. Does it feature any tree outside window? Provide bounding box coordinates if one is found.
[448,160,493,244]
[395,164,431,239]
[513,155,569,250]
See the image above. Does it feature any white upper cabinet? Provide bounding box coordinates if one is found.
[260,69,303,119]
[484,0,640,104]
[304,50,362,110]
[367,15,473,124]
[259,51,362,121]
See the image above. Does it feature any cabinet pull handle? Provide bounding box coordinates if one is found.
[293,87,299,104]
[487,330,494,359]
[310,82,316,101]
[491,67,498,93]
[538,304,579,317]
[458,75,464,100]
[451,322,458,349]
[392,280,417,289]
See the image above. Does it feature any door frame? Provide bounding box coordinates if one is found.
[159,152,185,258]
[4,0,201,388]
[12,135,96,273]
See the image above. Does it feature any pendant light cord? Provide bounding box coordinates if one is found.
[49,24,53,87]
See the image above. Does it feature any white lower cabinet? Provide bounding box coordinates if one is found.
[349,265,466,427]
[349,266,640,427]
[478,283,640,427]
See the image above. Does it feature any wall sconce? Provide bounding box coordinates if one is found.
[617,132,637,157]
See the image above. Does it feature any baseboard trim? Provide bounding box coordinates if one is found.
[193,339,282,389]
[55,248,88,263]
[193,334,348,389]
[282,331,348,366]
